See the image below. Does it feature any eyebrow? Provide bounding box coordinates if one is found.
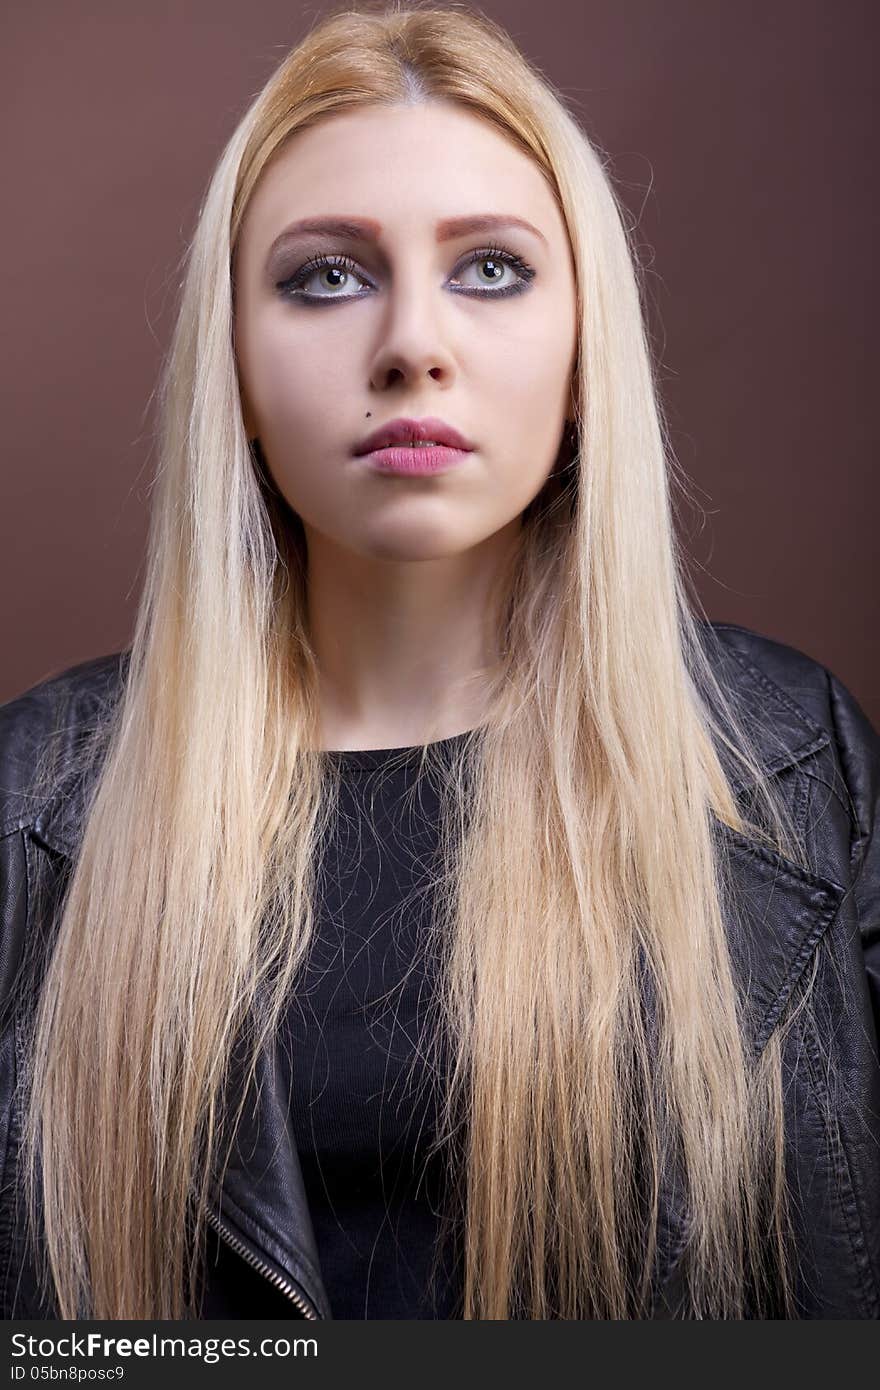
[265,213,548,264]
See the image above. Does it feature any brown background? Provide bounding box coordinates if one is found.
[2,1,877,723]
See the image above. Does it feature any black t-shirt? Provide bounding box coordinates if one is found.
[283,733,472,1319]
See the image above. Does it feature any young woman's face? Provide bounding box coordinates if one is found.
[234,100,578,562]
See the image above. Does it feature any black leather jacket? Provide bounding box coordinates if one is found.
[1,622,878,1319]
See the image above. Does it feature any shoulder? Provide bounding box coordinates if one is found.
[0,651,130,840]
[702,621,880,872]
[703,625,880,928]
[703,620,855,733]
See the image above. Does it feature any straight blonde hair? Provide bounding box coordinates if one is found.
[21,1,822,1318]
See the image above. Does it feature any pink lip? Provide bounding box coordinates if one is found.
[360,444,470,476]
[353,416,475,456]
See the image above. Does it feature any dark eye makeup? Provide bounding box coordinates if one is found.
[275,244,536,305]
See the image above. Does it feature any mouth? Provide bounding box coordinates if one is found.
[353,415,475,456]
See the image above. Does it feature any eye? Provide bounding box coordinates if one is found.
[276,244,536,304]
[449,246,536,297]
[277,252,371,302]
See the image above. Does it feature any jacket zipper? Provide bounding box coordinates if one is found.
[204,1206,320,1320]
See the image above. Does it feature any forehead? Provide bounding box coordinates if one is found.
[239,100,566,252]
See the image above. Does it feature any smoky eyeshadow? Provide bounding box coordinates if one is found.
[265,234,372,285]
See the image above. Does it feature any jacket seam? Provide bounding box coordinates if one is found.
[790,767,811,847]
[818,665,880,1315]
[824,666,871,880]
[797,1006,880,1317]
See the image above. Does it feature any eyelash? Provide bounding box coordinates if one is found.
[276,244,536,304]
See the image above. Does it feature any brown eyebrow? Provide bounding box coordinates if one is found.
[265,212,548,265]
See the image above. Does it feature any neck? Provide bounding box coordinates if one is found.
[304,521,518,751]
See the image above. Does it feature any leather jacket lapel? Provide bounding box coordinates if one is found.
[206,1028,333,1319]
[28,818,333,1318]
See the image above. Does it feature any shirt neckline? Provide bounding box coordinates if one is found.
[322,726,481,771]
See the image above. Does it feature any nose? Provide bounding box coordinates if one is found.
[367,268,457,393]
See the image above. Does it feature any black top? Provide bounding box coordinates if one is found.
[283,732,473,1319]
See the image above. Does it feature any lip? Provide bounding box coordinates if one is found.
[353,416,475,456]
[360,444,470,477]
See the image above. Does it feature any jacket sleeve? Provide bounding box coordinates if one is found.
[827,668,880,1045]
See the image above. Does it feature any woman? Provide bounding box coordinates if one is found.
[1,3,877,1320]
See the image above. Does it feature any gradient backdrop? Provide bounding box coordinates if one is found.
[2,0,877,723]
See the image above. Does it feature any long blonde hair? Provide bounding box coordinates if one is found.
[21,1,822,1318]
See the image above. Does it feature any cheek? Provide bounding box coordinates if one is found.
[239,308,335,433]
[249,333,306,424]
[494,338,572,451]
[255,378,348,521]
[493,306,573,398]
